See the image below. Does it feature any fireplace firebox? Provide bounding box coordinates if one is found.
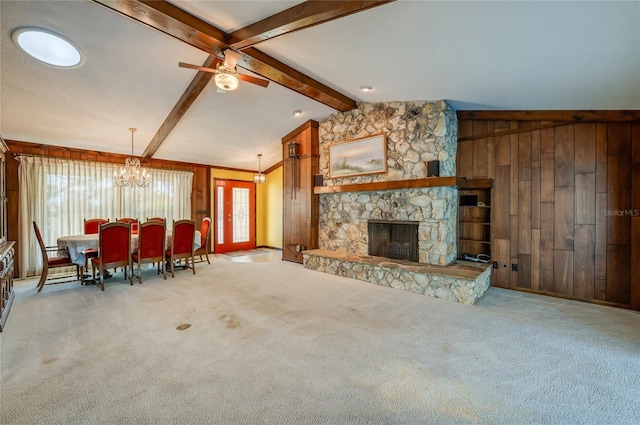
[368,220,419,262]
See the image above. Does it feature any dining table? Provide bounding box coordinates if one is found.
[57,230,201,266]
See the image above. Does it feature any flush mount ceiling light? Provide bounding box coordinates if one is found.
[292,110,303,117]
[359,85,373,92]
[12,27,83,68]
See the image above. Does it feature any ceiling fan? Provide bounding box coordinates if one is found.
[179,49,269,91]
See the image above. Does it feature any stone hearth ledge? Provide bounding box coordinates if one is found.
[303,249,492,305]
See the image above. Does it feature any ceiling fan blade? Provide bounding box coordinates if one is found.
[223,49,240,69]
[178,59,221,73]
[237,73,270,88]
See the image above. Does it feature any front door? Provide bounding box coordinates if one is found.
[214,179,256,253]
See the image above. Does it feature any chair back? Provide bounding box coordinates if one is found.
[99,222,131,265]
[171,220,195,256]
[117,218,137,224]
[84,218,109,234]
[199,217,211,247]
[137,220,166,261]
[147,217,165,223]
[117,217,139,233]
[32,221,48,263]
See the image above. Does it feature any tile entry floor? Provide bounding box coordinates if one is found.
[213,248,282,263]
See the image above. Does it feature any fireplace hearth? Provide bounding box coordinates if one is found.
[368,220,419,262]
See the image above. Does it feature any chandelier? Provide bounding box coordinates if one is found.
[253,153,265,184]
[113,128,151,188]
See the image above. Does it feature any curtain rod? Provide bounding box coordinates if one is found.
[11,154,193,176]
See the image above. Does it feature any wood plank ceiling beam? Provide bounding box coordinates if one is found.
[92,0,393,158]
[91,0,370,111]
[228,0,395,50]
[92,0,228,56]
[141,55,217,158]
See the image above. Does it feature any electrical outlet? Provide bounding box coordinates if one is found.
[511,263,518,272]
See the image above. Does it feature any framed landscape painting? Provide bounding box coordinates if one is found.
[329,133,387,178]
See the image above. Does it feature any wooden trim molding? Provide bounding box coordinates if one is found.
[458,121,573,142]
[457,110,640,122]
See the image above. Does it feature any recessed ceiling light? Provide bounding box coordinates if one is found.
[293,109,303,117]
[359,85,373,92]
[12,27,83,68]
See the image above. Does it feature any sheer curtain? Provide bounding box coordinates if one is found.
[18,156,193,278]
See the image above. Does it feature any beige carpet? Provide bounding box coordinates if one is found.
[1,258,639,424]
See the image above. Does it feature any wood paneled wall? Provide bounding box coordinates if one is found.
[457,111,640,310]
[5,140,211,277]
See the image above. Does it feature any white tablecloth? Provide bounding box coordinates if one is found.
[57,230,201,266]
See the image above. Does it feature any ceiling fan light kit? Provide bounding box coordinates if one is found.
[179,49,269,91]
[214,71,239,91]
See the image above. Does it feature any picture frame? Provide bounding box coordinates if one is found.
[329,133,387,179]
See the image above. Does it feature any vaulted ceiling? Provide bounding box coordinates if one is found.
[2,1,639,171]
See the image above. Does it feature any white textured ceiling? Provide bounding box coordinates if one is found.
[2,1,639,171]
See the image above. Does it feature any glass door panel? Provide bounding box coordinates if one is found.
[214,179,255,253]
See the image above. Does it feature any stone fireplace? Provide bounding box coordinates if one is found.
[315,100,459,265]
[318,187,457,265]
[368,219,419,262]
[303,100,492,304]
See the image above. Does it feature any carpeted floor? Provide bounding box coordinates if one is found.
[1,258,639,424]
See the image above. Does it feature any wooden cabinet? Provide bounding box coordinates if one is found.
[0,242,15,332]
[457,179,492,262]
[281,120,319,263]
[0,137,15,332]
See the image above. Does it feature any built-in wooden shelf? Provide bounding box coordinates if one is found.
[313,177,457,194]
[456,178,493,189]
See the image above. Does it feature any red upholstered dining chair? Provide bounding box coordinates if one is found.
[165,219,196,278]
[91,221,133,290]
[33,221,81,292]
[117,217,139,234]
[145,218,166,269]
[132,220,166,283]
[193,217,211,264]
[84,218,109,234]
[82,218,109,275]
